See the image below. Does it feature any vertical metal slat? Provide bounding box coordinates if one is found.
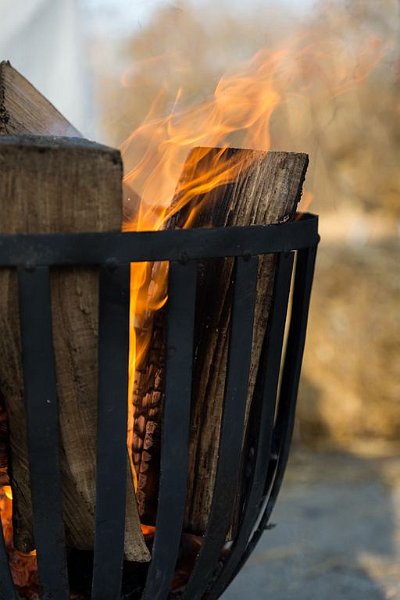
[91,264,131,600]
[182,255,258,600]
[18,266,69,600]
[142,260,197,600]
[261,246,317,524]
[237,245,317,573]
[209,251,294,599]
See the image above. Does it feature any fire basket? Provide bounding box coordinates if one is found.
[0,213,318,600]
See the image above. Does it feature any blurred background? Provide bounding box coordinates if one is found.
[1,0,399,597]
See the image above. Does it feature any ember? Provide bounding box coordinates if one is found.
[0,487,40,598]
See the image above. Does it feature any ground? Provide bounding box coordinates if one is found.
[223,447,400,600]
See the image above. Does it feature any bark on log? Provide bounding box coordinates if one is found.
[133,309,165,522]
[133,147,308,533]
[0,61,80,137]
[0,136,149,561]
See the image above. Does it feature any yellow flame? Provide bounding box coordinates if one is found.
[122,34,384,489]
[0,485,38,593]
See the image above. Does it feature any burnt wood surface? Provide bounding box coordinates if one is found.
[133,307,165,522]
[0,392,7,486]
[133,147,308,533]
[0,135,148,560]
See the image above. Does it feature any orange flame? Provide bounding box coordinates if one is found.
[0,486,39,597]
[123,34,385,488]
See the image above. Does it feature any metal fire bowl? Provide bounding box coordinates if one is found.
[0,213,319,600]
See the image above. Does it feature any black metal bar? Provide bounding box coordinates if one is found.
[91,264,131,600]
[18,266,69,600]
[0,513,17,600]
[0,215,318,267]
[142,260,197,600]
[208,251,295,599]
[233,245,318,575]
[182,256,258,600]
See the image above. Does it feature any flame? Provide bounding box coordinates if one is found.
[0,486,39,597]
[140,524,156,537]
[123,33,384,492]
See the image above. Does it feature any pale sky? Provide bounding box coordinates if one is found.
[82,0,316,34]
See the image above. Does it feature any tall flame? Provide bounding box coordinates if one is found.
[122,34,384,486]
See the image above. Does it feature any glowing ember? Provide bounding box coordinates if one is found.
[141,524,156,537]
[0,486,40,598]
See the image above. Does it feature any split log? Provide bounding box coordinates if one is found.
[0,61,80,137]
[0,135,148,561]
[0,74,149,563]
[133,147,308,533]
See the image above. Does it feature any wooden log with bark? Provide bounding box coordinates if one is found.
[0,65,149,562]
[133,147,308,533]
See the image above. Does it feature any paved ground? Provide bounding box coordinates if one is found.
[223,447,400,600]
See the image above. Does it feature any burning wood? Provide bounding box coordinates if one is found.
[132,147,308,532]
[0,64,149,589]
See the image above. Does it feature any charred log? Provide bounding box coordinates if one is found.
[132,147,308,534]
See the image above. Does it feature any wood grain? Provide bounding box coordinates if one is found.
[0,61,80,137]
[132,147,308,533]
[0,136,149,561]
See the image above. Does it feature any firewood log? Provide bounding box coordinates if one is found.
[0,61,80,137]
[133,147,308,533]
[0,63,148,562]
